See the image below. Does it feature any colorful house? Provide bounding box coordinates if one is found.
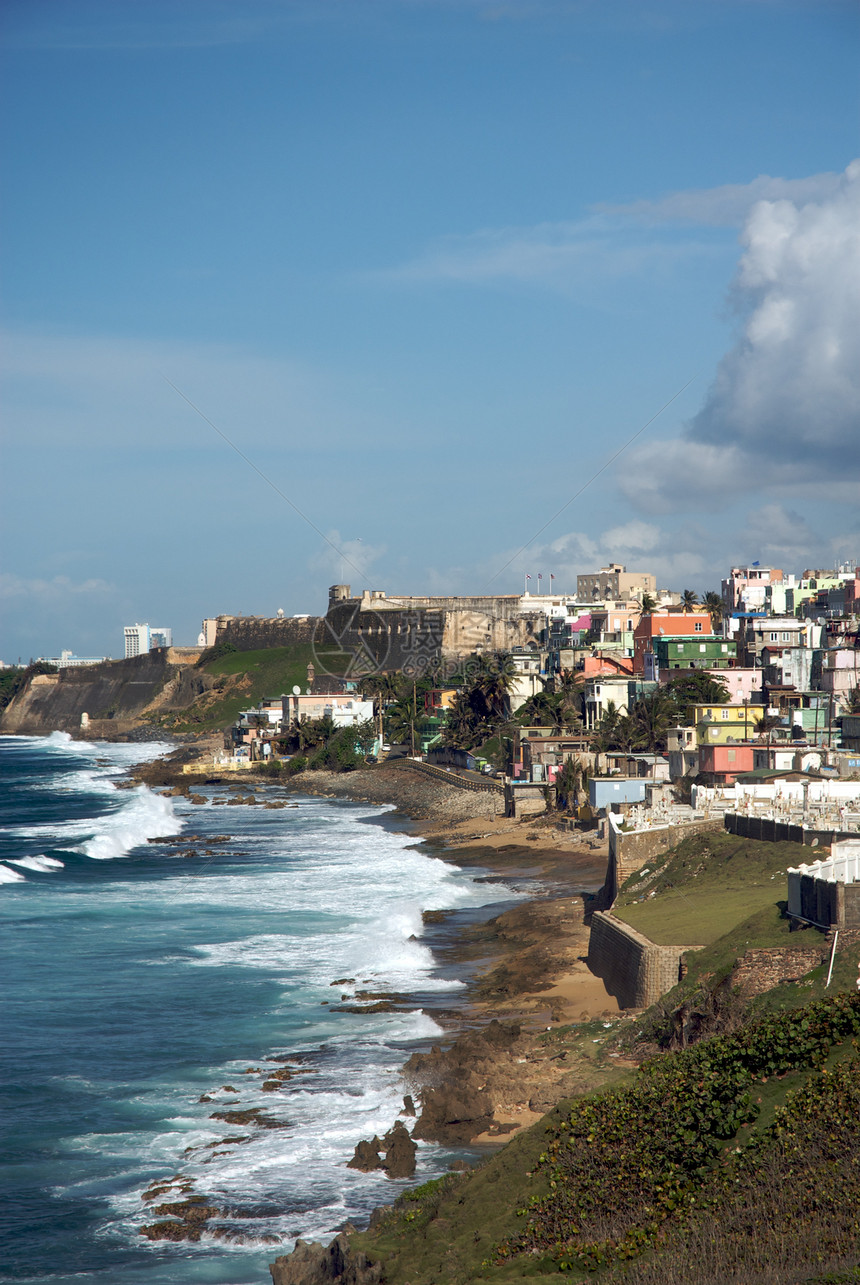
[692,703,757,746]
[633,610,714,675]
[697,743,755,784]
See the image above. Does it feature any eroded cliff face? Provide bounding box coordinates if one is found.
[0,651,213,738]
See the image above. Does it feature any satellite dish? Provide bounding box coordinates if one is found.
[292,685,301,695]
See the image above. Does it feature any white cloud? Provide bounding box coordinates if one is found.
[379,219,717,291]
[0,573,115,601]
[593,170,844,228]
[308,531,387,584]
[377,168,844,292]
[620,159,860,512]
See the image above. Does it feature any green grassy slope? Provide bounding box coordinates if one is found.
[611,832,803,946]
[352,995,860,1284]
[156,645,347,731]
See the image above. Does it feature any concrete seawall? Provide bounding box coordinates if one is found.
[587,912,688,1009]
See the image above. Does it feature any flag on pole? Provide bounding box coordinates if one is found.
[538,573,543,583]
[526,574,531,580]
[550,574,555,582]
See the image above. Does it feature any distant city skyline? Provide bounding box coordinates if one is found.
[2,0,858,660]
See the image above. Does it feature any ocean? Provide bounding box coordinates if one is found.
[0,734,517,1285]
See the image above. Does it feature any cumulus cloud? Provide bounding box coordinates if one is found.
[620,159,860,511]
[308,531,387,584]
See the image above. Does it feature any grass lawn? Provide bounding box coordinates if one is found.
[612,832,805,947]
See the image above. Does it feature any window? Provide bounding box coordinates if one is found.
[721,708,731,720]
[721,644,728,653]
[769,632,779,642]
[727,749,736,761]
[676,643,684,654]
[694,621,703,632]
[781,632,791,642]
[700,644,706,653]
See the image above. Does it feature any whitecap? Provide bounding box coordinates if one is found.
[0,863,26,883]
[76,786,182,860]
[7,854,65,872]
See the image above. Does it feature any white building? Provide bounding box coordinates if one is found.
[124,624,173,659]
[39,650,109,669]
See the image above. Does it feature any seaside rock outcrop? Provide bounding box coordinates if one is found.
[405,1019,521,1143]
[269,1233,381,1284]
[346,1137,383,1172]
[380,1121,416,1178]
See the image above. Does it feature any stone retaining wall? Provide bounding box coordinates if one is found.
[730,946,824,997]
[387,758,504,795]
[215,615,320,652]
[586,911,688,1009]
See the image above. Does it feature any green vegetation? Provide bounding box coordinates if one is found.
[353,995,860,1284]
[161,645,341,731]
[503,995,860,1279]
[612,833,801,946]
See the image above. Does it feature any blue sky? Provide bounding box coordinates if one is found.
[2,0,859,660]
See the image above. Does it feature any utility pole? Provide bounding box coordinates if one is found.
[411,680,417,758]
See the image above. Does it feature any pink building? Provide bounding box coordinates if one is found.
[698,743,755,784]
[721,566,784,614]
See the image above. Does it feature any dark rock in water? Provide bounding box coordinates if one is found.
[269,1233,381,1284]
[346,1136,382,1171]
[189,794,207,805]
[401,1093,416,1116]
[209,1108,288,1128]
[330,1001,398,1014]
[381,1121,416,1178]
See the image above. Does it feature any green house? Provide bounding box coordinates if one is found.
[652,636,737,669]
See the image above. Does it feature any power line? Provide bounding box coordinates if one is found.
[485,374,698,588]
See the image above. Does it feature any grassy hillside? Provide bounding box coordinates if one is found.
[353,994,860,1284]
[153,645,349,732]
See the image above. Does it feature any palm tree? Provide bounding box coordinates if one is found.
[703,591,724,633]
[681,589,699,613]
[591,700,620,771]
[474,652,516,723]
[613,714,640,754]
[556,757,589,813]
[639,592,657,615]
[631,689,676,774]
[556,670,585,730]
[387,698,420,755]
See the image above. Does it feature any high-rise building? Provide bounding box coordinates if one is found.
[124,624,172,659]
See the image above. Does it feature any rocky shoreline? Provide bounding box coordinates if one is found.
[127,745,624,1261]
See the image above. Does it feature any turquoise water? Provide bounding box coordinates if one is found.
[0,734,513,1284]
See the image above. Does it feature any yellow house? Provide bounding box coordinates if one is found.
[691,703,755,746]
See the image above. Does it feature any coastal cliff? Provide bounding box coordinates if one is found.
[0,650,212,737]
